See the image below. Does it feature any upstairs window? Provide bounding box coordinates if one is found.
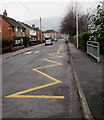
[12,27,14,32]
[16,26,22,32]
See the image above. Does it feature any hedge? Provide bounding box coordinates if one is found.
[23,36,29,47]
[70,32,104,53]
[70,32,91,52]
[2,39,14,53]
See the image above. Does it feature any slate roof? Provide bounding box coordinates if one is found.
[20,22,32,29]
[20,22,39,31]
[0,14,25,29]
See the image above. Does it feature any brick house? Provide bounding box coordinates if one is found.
[0,10,25,46]
[0,17,2,41]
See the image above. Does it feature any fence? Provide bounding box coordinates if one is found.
[87,41,100,62]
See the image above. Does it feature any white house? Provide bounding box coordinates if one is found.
[29,28,36,41]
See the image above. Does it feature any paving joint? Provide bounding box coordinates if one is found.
[68,43,94,120]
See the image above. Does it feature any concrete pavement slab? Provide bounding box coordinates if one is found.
[69,42,102,119]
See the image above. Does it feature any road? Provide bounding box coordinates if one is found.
[2,39,83,119]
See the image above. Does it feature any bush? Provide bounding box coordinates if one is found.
[88,3,104,54]
[2,39,14,53]
[23,36,29,47]
[2,39,14,48]
[70,36,77,46]
[2,46,13,53]
[70,32,91,51]
[79,32,91,51]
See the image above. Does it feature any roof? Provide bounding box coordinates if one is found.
[20,22,39,31]
[0,14,24,29]
[20,22,32,29]
[44,30,57,33]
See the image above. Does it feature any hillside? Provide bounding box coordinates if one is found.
[25,16,62,31]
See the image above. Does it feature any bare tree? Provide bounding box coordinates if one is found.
[60,4,76,36]
[60,2,89,36]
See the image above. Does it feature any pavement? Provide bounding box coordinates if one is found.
[68,42,102,119]
[2,43,44,60]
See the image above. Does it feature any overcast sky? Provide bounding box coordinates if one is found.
[0,0,102,22]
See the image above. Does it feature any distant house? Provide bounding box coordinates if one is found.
[0,10,25,46]
[43,30,58,39]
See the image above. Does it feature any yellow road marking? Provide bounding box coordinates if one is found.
[33,69,61,82]
[43,59,62,65]
[5,81,60,98]
[5,45,64,99]
[7,95,64,99]
[35,64,61,70]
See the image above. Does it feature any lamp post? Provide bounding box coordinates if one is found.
[76,1,79,48]
[40,17,42,43]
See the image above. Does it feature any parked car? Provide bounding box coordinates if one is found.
[54,38,57,42]
[45,39,53,45]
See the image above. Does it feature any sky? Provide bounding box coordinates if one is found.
[0,0,102,22]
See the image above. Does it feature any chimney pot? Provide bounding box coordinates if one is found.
[3,10,7,16]
[32,24,35,28]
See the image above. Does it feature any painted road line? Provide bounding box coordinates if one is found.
[34,51,39,53]
[5,81,60,98]
[44,59,62,65]
[23,51,32,55]
[5,45,64,99]
[8,95,64,99]
[33,69,62,83]
[44,56,63,59]
[35,64,62,70]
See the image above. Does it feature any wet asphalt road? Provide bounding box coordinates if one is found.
[2,39,83,119]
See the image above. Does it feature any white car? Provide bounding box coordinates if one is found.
[45,39,53,45]
[54,38,57,42]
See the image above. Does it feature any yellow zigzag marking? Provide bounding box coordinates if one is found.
[5,46,64,99]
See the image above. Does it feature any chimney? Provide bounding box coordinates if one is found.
[3,10,7,16]
[32,24,35,28]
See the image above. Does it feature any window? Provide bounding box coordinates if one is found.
[12,27,14,32]
[17,26,21,32]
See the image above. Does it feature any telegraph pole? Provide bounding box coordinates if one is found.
[76,1,79,48]
[40,17,42,43]
[53,27,55,39]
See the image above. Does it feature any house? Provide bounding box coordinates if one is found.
[19,22,39,45]
[31,24,37,42]
[34,27,43,43]
[0,17,2,41]
[20,23,36,41]
[0,10,25,46]
[19,22,30,37]
[43,30,58,40]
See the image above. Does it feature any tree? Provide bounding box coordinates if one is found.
[88,1,104,52]
[60,2,89,36]
[60,4,76,36]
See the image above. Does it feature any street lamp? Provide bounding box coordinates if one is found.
[76,1,79,48]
